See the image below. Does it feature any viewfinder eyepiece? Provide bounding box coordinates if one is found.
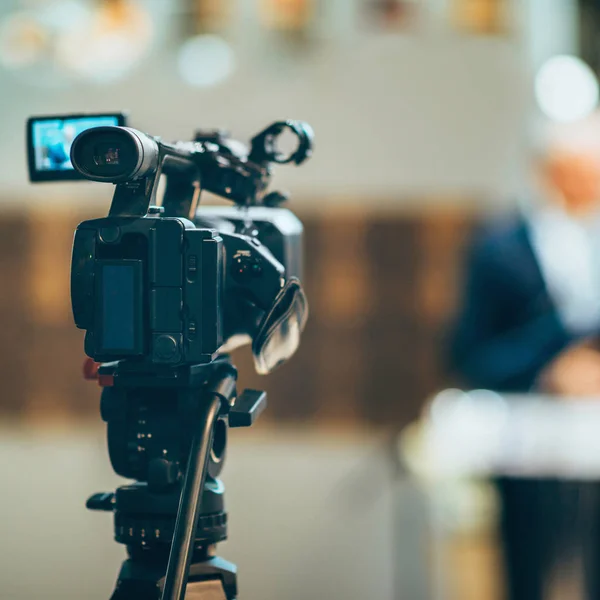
[70,126,159,183]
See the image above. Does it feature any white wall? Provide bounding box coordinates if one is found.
[0,0,552,210]
[524,0,579,67]
[0,425,430,600]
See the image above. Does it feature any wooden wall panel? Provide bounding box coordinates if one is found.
[0,214,30,416]
[0,207,478,429]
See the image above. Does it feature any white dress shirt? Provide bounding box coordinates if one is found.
[528,204,600,334]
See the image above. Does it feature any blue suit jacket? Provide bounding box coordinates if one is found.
[449,217,576,392]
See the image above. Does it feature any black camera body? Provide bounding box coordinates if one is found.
[71,207,302,367]
[27,113,312,374]
[40,117,314,374]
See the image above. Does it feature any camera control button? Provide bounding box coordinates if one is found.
[187,255,198,281]
[148,458,179,489]
[153,335,179,361]
[232,255,262,283]
[99,227,120,244]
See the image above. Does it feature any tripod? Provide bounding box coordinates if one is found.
[85,356,267,600]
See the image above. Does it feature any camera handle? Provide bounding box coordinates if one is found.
[161,368,236,600]
[160,394,220,600]
[160,367,267,600]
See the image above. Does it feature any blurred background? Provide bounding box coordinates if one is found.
[3,0,600,599]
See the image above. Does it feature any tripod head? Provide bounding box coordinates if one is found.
[85,357,266,600]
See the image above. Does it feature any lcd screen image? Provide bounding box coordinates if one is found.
[32,115,121,173]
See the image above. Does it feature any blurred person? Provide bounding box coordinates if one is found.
[449,114,600,600]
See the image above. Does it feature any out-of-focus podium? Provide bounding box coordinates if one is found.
[399,390,600,600]
[404,389,600,479]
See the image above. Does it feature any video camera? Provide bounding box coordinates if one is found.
[27,113,313,374]
[27,112,314,600]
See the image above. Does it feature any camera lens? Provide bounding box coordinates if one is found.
[71,127,159,183]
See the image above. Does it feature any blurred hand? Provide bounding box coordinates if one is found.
[540,340,600,397]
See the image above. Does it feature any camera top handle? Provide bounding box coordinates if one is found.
[70,120,314,220]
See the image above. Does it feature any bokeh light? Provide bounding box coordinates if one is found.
[177,34,236,88]
[535,55,600,123]
[0,0,153,86]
